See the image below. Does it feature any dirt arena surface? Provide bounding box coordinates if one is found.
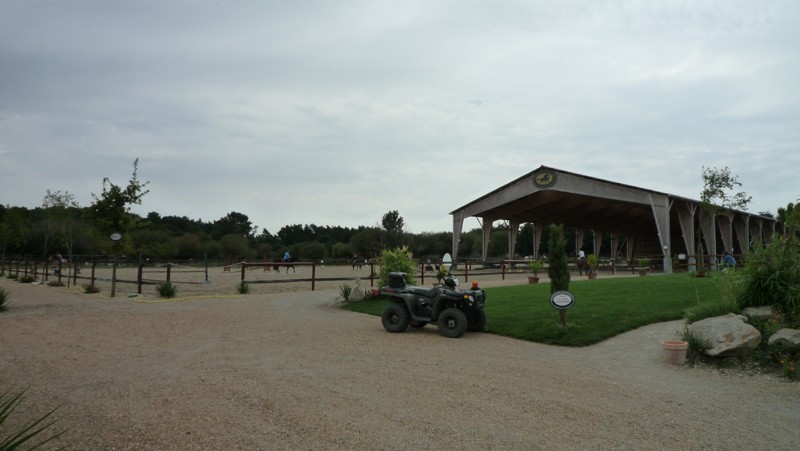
[1,270,799,450]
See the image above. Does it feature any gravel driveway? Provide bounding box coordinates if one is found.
[1,278,798,449]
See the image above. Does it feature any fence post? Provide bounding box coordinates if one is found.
[166,263,172,282]
[370,262,375,287]
[311,263,316,291]
[73,263,78,286]
[57,262,63,284]
[137,263,144,294]
[420,262,425,285]
[241,262,246,281]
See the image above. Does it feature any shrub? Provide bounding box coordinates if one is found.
[378,246,418,287]
[156,281,177,298]
[82,284,101,294]
[7,273,17,280]
[236,281,250,294]
[0,287,7,311]
[586,254,598,272]
[18,275,36,284]
[47,281,64,287]
[737,234,800,318]
[527,259,543,276]
[546,224,570,293]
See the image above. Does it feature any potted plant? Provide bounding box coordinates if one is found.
[587,254,599,279]
[527,259,543,284]
[638,257,650,276]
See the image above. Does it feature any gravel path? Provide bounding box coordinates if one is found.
[1,277,798,450]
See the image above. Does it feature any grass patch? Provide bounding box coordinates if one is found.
[344,273,720,346]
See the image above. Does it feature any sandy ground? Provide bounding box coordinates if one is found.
[1,269,799,450]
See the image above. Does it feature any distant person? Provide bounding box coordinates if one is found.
[577,249,586,262]
[283,250,291,262]
[722,251,736,270]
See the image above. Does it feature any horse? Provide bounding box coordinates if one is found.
[273,258,296,274]
[352,258,368,269]
[576,257,588,275]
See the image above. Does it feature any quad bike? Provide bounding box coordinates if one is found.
[379,271,487,338]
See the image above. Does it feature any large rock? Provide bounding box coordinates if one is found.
[688,313,762,357]
[742,306,774,320]
[768,328,800,350]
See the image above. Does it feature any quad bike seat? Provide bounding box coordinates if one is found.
[406,285,441,299]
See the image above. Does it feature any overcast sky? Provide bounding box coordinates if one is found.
[2,1,798,235]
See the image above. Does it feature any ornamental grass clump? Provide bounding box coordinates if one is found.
[0,387,65,449]
[156,281,177,298]
[337,283,353,303]
[236,281,250,294]
[82,283,101,294]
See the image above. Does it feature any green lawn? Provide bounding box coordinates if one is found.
[344,273,722,346]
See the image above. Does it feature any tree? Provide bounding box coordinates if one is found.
[700,166,751,214]
[41,190,81,260]
[697,166,751,271]
[351,227,381,257]
[219,234,249,262]
[546,224,570,294]
[90,158,150,236]
[381,210,405,249]
[211,212,253,240]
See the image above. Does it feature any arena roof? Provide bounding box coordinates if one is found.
[450,166,780,272]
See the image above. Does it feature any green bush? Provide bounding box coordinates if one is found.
[156,281,177,298]
[378,246,418,287]
[47,281,64,287]
[236,281,250,294]
[18,275,36,284]
[546,224,570,293]
[0,287,8,311]
[737,234,800,317]
[7,273,17,280]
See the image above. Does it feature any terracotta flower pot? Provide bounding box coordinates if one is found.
[528,276,539,284]
[660,340,689,365]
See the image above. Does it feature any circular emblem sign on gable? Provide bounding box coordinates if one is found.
[550,290,575,310]
[533,171,556,188]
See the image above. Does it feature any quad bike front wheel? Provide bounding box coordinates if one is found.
[437,307,468,338]
[381,303,411,333]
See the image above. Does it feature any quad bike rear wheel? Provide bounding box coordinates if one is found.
[437,307,468,338]
[381,303,411,333]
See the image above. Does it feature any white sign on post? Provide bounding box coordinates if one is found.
[550,291,575,310]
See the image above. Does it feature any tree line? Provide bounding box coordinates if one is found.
[2,160,795,265]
